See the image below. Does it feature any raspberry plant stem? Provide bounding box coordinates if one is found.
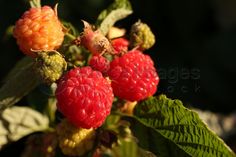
[65,33,77,40]
[47,97,57,127]
[29,0,41,8]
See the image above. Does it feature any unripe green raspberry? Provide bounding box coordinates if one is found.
[34,51,67,84]
[56,119,96,156]
[130,21,155,50]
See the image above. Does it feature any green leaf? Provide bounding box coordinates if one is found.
[0,57,39,110]
[130,95,236,157]
[107,139,137,157]
[108,138,156,157]
[96,0,133,35]
[0,106,49,149]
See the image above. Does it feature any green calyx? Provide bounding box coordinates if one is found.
[34,51,67,84]
[130,20,155,50]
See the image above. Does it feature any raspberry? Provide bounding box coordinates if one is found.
[34,51,67,84]
[13,6,64,57]
[56,66,114,129]
[80,21,114,55]
[130,21,155,50]
[89,55,110,74]
[57,119,96,156]
[111,38,129,54]
[108,50,159,101]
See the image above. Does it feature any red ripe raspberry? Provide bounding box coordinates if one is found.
[111,38,129,54]
[13,6,64,57]
[89,55,110,74]
[56,67,114,129]
[108,50,159,101]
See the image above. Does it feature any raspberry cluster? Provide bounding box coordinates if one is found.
[56,28,158,129]
[14,3,159,156]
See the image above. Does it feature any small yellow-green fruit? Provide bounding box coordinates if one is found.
[56,119,96,156]
[34,51,67,84]
[130,21,155,50]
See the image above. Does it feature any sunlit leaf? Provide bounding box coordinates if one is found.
[0,106,49,149]
[97,0,133,35]
[129,95,236,157]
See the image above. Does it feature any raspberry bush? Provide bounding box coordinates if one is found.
[0,0,235,157]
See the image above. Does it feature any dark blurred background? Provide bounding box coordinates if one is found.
[0,0,236,113]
